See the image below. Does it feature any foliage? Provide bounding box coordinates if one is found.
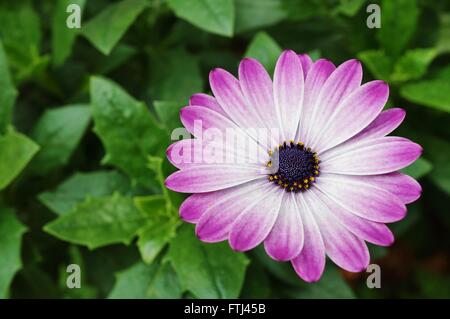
[0,0,449,299]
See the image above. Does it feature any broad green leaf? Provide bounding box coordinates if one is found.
[0,40,17,133]
[97,44,136,74]
[52,0,86,65]
[44,193,146,249]
[377,0,419,57]
[244,32,282,75]
[153,101,182,130]
[167,0,234,37]
[400,79,450,113]
[401,157,432,179]
[0,207,27,298]
[81,0,149,55]
[38,170,131,215]
[357,50,393,81]
[167,225,249,298]
[0,130,39,191]
[0,1,47,83]
[391,49,437,83]
[30,105,91,175]
[290,266,355,299]
[146,262,183,299]
[149,49,203,104]
[90,76,167,190]
[235,0,286,33]
[108,261,158,299]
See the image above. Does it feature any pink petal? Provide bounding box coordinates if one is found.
[189,93,226,116]
[296,59,336,145]
[264,193,304,261]
[315,173,406,223]
[305,190,370,273]
[298,53,313,79]
[165,165,264,193]
[273,50,304,141]
[229,187,284,251]
[314,81,389,152]
[320,136,422,175]
[196,180,268,242]
[306,59,362,149]
[312,188,394,246]
[291,195,325,282]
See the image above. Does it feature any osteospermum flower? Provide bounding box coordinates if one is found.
[165,50,422,282]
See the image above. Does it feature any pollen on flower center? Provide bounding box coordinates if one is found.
[267,141,320,192]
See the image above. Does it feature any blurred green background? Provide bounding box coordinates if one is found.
[0,0,449,299]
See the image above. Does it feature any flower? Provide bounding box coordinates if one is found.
[165,50,422,282]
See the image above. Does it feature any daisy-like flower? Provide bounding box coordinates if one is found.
[165,50,422,282]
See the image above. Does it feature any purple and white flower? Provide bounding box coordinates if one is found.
[165,50,422,282]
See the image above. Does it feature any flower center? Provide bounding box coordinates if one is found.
[267,141,320,192]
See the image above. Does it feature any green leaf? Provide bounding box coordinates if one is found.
[108,261,158,299]
[0,40,17,133]
[400,79,450,113]
[166,225,249,298]
[38,170,131,215]
[81,0,149,55]
[244,31,282,75]
[235,0,287,33]
[436,13,450,54]
[421,135,450,195]
[333,0,365,17]
[0,130,39,191]
[153,101,182,130]
[0,207,27,298]
[90,76,167,190]
[146,262,183,298]
[29,105,91,175]
[167,0,234,37]
[44,193,146,249]
[357,50,393,81]
[391,49,437,83]
[0,0,44,83]
[401,157,432,179]
[377,0,419,57]
[149,49,203,104]
[134,194,179,264]
[52,0,86,65]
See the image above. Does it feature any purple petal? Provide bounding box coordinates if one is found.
[305,59,362,148]
[229,188,284,251]
[315,173,406,223]
[305,190,370,272]
[165,165,264,193]
[296,59,336,145]
[273,50,304,141]
[314,81,389,152]
[189,93,226,116]
[291,195,325,282]
[320,136,422,175]
[298,53,313,79]
[264,193,304,261]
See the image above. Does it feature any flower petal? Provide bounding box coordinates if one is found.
[229,187,284,251]
[315,173,406,223]
[312,188,394,246]
[320,136,422,175]
[189,93,226,116]
[165,165,264,193]
[179,179,267,223]
[296,59,336,145]
[196,180,268,242]
[291,195,325,282]
[238,58,279,145]
[273,50,304,141]
[305,190,370,273]
[305,59,362,148]
[313,81,389,152]
[298,53,313,79]
[264,192,304,261]
[209,68,267,146]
